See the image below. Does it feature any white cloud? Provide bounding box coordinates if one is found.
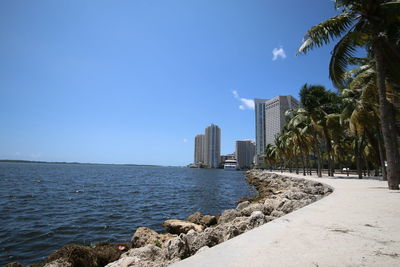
[183,138,188,143]
[232,90,255,110]
[272,47,287,61]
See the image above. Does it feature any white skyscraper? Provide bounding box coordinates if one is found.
[255,98,269,155]
[204,124,221,168]
[265,95,299,145]
[194,134,205,165]
[236,140,256,170]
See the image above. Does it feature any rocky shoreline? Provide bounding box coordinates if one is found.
[7,171,333,267]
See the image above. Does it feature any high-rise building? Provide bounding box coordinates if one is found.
[236,140,256,170]
[194,134,205,165]
[204,124,221,168]
[265,95,300,145]
[255,99,269,155]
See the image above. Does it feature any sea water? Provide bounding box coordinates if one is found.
[0,162,254,265]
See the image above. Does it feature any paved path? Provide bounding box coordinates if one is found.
[172,172,400,267]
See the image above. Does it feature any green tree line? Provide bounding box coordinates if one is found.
[263,0,400,190]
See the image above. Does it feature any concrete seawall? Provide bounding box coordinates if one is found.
[172,172,400,267]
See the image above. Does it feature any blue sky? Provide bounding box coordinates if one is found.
[0,0,340,166]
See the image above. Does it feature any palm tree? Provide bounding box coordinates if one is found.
[299,84,342,177]
[286,109,312,176]
[288,107,323,177]
[298,0,400,189]
[264,143,276,170]
[341,61,388,180]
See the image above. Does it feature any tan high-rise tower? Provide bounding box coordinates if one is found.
[194,134,205,165]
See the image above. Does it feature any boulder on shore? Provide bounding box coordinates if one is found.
[218,209,240,224]
[187,212,202,225]
[44,242,125,267]
[163,219,204,234]
[201,215,217,227]
[187,212,218,227]
[131,227,176,248]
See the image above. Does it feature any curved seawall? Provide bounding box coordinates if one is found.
[172,172,400,267]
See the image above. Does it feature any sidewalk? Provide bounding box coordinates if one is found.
[172,172,400,267]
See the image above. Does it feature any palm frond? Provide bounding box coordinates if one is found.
[297,12,355,55]
[360,77,378,104]
[335,0,363,10]
[341,64,372,90]
[349,68,375,90]
[329,31,370,89]
[347,57,371,65]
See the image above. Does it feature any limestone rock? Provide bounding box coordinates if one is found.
[241,203,264,216]
[248,211,265,229]
[163,219,204,234]
[218,209,240,224]
[105,256,141,267]
[236,201,250,211]
[283,191,308,200]
[200,225,225,247]
[131,227,175,248]
[164,235,190,260]
[271,210,285,217]
[187,212,217,227]
[201,215,217,227]
[123,245,164,263]
[187,212,202,225]
[224,216,249,240]
[183,230,206,255]
[278,199,305,213]
[263,198,282,215]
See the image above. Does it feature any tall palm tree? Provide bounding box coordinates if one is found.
[289,107,323,177]
[341,61,388,180]
[298,0,400,189]
[299,84,341,177]
[264,143,276,170]
[286,109,312,176]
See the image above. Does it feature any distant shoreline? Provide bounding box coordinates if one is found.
[0,159,165,168]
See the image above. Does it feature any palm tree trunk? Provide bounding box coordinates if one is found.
[374,41,400,190]
[355,135,363,179]
[306,156,312,175]
[301,152,306,176]
[376,127,387,181]
[365,156,370,177]
[312,130,322,177]
[322,127,332,176]
[361,130,367,178]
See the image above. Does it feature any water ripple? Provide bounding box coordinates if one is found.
[0,162,255,266]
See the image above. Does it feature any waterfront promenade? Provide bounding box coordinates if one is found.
[172,172,400,267]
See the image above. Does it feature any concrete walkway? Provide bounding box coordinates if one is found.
[172,172,400,267]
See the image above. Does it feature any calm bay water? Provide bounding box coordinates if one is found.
[0,162,255,266]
